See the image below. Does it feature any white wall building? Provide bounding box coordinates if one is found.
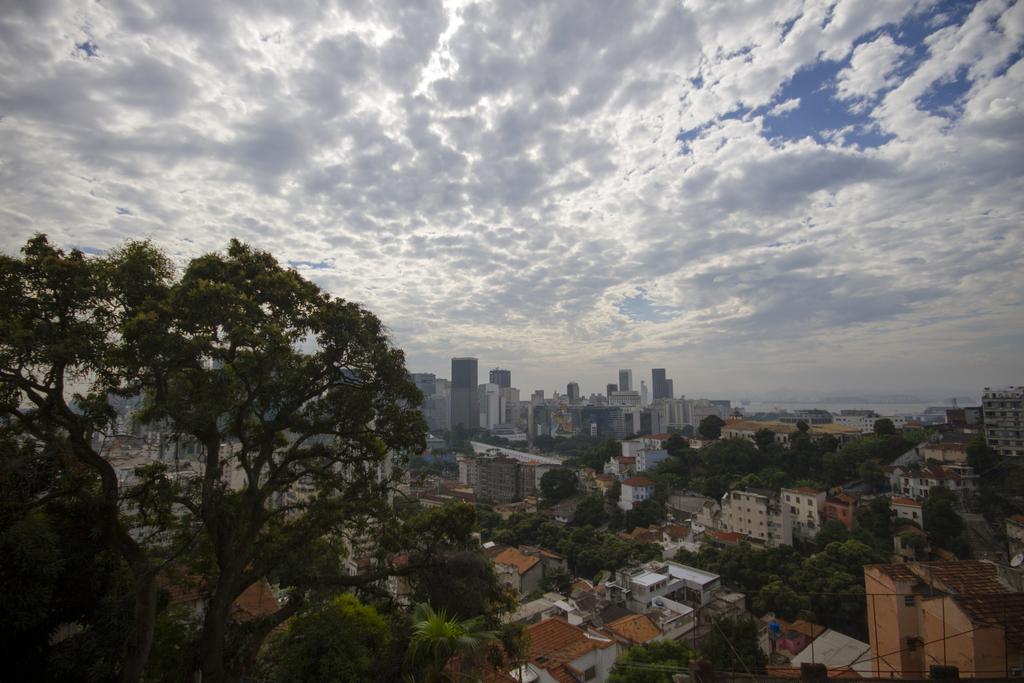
[619,475,655,511]
[720,488,792,547]
[780,487,826,541]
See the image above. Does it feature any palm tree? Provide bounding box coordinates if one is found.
[405,602,499,682]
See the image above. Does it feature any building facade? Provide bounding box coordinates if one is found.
[983,386,1023,457]
[450,357,478,430]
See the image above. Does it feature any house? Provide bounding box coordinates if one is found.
[603,613,663,646]
[760,616,825,661]
[604,456,636,478]
[721,421,862,446]
[893,524,929,561]
[781,487,825,541]
[156,570,280,623]
[891,497,924,528]
[609,561,721,614]
[635,448,669,472]
[788,628,873,677]
[494,547,544,595]
[823,492,859,530]
[545,497,582,524]
[864,561,1024,678]
[890,464,979,502]
[522,617,619,683]
[619,475,655,511]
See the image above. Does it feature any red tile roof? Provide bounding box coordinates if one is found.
[494,547,541,576]
[231,577,280,623]
[604,613,661,644]
[622,475,655,487]
[526,617,615,668]
[891,497,921,507]
[954,593,1024,648]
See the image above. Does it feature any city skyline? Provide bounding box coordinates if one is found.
[1,1,1021,399]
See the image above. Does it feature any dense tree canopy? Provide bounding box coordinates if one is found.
[0,236,446,682]
[540,468,578,503]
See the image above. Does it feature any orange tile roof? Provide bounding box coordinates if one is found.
[789,620,826,639]
[920,560,1005,594]
[526,617,615,667]
[1008,514,1024,526]
[663,524,690,540]
[954,593,1024,648]
[622,475,654,487]
[868,563,918,582]
[605,613,662,644]
[710,530,747,544]
[494,547,541,576]
[231,577,280,623]
[786,486,825,495]
[891,497,921,507]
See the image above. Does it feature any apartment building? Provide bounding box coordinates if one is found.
[619,475,655,511]
[720,488,793,547]
[781,487,825,541]
[983,386,1024,457]
[864,561,1024,678]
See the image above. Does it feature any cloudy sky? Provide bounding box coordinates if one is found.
[1,0,1022,400]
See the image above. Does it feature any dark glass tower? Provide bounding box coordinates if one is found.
[451,357,479,429]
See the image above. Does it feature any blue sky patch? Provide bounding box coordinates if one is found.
[617,288,681,323]
[288,259,333,270]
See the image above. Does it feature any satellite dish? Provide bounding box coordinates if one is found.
[1012,554,1024,568]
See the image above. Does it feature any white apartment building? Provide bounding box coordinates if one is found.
[780,487,825,541]
[720,488,792,547]
[635,449,669,472]
[619,475,655,511]
[833,413,909,432]
[478,383,502,430]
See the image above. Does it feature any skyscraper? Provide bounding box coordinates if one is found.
[451,357,479,430]
[606,383,618,397]
[489,368,511,389]
[618,369,633,392]
[566,382,580,403]
[652,368,669,400]
[640,380,649,406]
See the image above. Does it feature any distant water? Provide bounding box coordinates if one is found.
[735,402,955,416]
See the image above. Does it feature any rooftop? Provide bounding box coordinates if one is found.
[525,617,614,668]
[494,547,541,576]
[622,475,655,487]
[604,613,661,644]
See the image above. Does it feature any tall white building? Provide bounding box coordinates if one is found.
[500,387,520,427]
[983,386,1023,457]
[720,488,792,547]
[478,383,502,430]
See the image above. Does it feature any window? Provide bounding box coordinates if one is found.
[584,666,596,681]
[904,595,915,607]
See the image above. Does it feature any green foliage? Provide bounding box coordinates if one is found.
[539,468,578,503]
[405,602,498,683]
[754,429,776,452]
[624,498,665,530]
[923,485,966,553]
[698,415,725,440]
[146,605,203,683]
[815,520,851,549]
[701,616,765,673]
[873,418,897,435]
[572,495,609,528]
[609,640,694,682]
[540,567,573,595]
[262,594,388,683]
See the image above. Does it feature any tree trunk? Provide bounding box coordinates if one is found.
[198,588,233,683]
[121,566,158,683]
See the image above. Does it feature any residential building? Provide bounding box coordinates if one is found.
[458,453,538,503]
[864,561,1024,678]
[721,420,862,445]
[489,367,511,389]
[892,496,924,528]
[720,488,792,547]
[494,546,544,595]
[983,386,1024,457]
[619,475,655,511]
[780,487,825,541]
[450,357,478,430]
[823,493,859,530]
[522,617,619,683]
[834,412,910,432]
[788,628,873,677]
[603,613,663,646]
[889,464,979,503]
[635,449,669,473]
[618,369,633,393]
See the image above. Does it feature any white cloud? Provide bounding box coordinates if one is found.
[0,0,1021,398]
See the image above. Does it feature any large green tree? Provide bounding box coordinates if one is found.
[1,236,433,682]
[539,468,578,503]
[0,236,174,682]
